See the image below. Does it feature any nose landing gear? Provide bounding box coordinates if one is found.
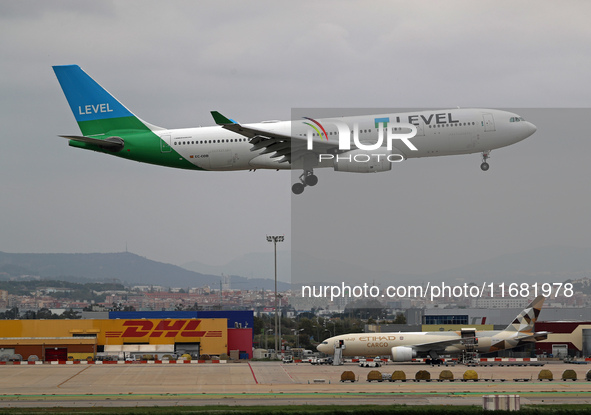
[292,170,318,194]
[480,151,491,171]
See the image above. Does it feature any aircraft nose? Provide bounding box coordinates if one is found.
[526,122,537,136]
[517,120,537,141]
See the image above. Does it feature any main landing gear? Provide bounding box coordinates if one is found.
[480,151,491,171]
[292,170,318,195]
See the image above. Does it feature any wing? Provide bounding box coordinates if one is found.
[211,111,336,164]
[411,331,549,353]
[514,331,549,342]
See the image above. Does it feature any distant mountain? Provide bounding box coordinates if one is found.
[227,275,290,292]
[243,245,591,287]
[2,245,587,292]
[0,251,287,290]
[182,251,291,282]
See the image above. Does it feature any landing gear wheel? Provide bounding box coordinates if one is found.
[480,151,491,172]
[292,170,318,194]
[292,183,305,195]
[305,174,318,186]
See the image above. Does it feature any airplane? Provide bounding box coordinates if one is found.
[53,65,537,194]
[316,295,548,364]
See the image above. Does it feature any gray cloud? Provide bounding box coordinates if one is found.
[1,1,590,274]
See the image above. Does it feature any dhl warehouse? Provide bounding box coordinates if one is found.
[0,311,253,361]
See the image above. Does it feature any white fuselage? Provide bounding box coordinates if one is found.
[158,108,536,171]
[317,330,523,358]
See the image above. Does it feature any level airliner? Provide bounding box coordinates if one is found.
[317,296,547,364]
[53,65,537,194]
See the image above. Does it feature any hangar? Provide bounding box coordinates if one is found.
[535,321,591,358]
[0,311,253,361]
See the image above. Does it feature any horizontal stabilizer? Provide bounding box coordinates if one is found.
[60,135,124,152]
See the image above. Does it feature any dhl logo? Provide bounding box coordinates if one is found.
[104,320,222,339]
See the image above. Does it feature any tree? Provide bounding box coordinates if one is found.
[23,310,36,319]
[253,316,265,335]
[61,308,80,319]
[36,308,55,319]
[392,312,406,324]
[8,306,19,319]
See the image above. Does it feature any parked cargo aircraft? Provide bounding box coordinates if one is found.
[53,65,536,194]
[317,296,547,363]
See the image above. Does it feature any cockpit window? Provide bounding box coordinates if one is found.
[321,341,328,345]
[510,116,525,122]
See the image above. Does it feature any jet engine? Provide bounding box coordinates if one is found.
[390,346,416,362]
[333,149,401,173]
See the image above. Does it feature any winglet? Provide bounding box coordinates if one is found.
[211,111,236,125]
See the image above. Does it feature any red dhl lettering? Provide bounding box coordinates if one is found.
[121,320,153,337]
[119,320,209,338]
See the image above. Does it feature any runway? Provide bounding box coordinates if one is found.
[1,361,591,408]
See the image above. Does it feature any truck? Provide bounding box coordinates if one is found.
[311,357,333,365]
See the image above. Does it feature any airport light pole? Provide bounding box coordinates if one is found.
[277,293,283,354]
[293,328,304,350]
[267,235,284,358]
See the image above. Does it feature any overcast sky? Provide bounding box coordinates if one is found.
[1,1,590,279]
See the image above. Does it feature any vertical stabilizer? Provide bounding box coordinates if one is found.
[53,65,161,136]
[504,295,545,333]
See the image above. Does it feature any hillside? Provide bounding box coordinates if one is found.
[0,251,288,290]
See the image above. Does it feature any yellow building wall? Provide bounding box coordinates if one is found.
[0,318,227,356]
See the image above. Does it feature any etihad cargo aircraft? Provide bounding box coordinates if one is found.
[317,296,547,363]
[53,65,537,194]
